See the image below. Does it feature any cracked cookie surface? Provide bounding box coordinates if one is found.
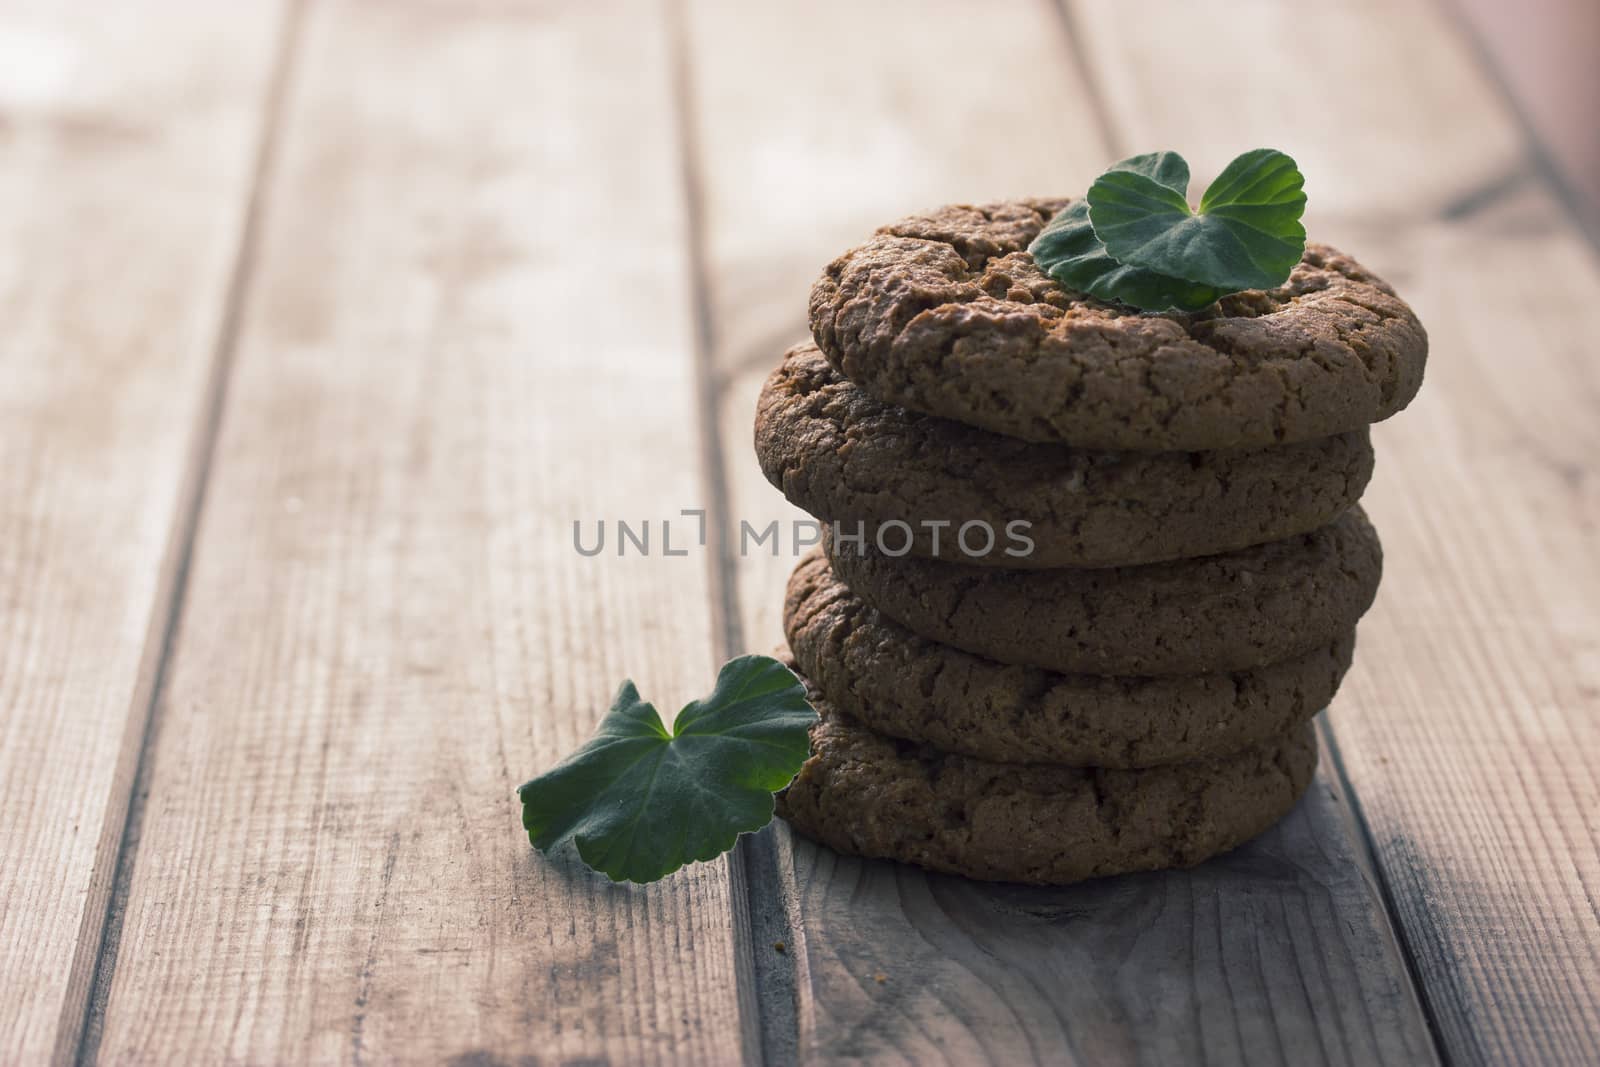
[825,507,1382,675]
[776,685,1318,885]
[757,342,1375,567]
[809,199,1427,451]
[784,551,1351,766]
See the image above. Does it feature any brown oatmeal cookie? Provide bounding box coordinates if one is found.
[776,694,1317,885]
[824,508,1382,675]
[756,341,1375,567]
[784,550,1351,766]
[809,199,1427,451]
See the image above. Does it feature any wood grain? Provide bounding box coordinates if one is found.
[1064,0,1524,225]
[1335,193,1600,1066]
[5,0,1589,1062]
[681,0,1435,1061]
[91,2,753,1063]
[679,0,1106,655]
[0,4,285,1062]
[1068,0,1600,1062]
[770,735,1440,1066]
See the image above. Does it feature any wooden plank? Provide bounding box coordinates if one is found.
[681,0,1435,1061]
[779,740,1434,1066]
[1064,0,1525,224]
[1068,0,1600,1062]
[92,2,754,1063]
[1333,193,1600,1066]
[682,0,1105,664]
[0,4,285,1063]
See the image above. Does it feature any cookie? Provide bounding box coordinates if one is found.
[777,696,1318,885]
[784,550,1351,766]
[756,342,1375,568]
[825,507,1381,675]
[809,199,1427,451]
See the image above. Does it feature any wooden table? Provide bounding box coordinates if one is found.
[4,1,1596,1063]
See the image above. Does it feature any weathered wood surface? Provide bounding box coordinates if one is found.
[0,0,1594,1063]
[682,0,1436,1062]
[0,4,286,1062]
[1068,0,1600,1063]
[1335,192,1600,1067]
[89,2,754,1063]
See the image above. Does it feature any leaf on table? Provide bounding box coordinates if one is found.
[517,654,817,884]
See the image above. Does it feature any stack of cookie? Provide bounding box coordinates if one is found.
[757,200,1426,885]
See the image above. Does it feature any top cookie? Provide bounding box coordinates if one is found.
[809,199,1428,451]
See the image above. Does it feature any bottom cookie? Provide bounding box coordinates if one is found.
[778,700,1317,885]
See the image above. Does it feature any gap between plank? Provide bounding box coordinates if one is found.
[664,1,804,1065]
[1045,0,1127,161]
[69,4,309,1063]
[1433,0,1600,249]
[1321,719,1453,1060]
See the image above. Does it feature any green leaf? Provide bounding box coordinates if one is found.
[1087,148,1307,291]
[1028,199,1227,312]
[1107,150,1191,194]
[517,654,817,884]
